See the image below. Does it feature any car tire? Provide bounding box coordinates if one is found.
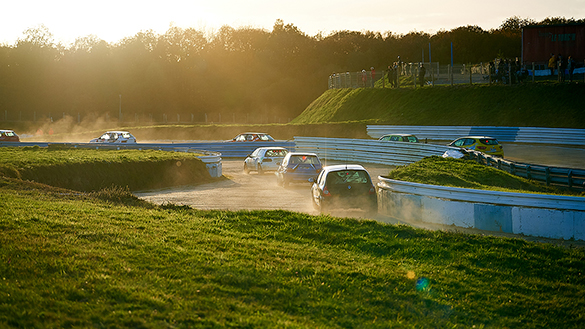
[257,164,264,175]
[283,178,289,188]
[244,163,250,174]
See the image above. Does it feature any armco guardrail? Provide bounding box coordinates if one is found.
[293,136,454,166]
[464,150,585,191]
[377,177,585,241]
[367,125,585,145]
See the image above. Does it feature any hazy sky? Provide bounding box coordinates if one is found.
[2,0,585,45]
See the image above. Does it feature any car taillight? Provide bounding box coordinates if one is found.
[323,187,331,197]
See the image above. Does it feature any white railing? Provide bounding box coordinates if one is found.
[377,177,585,240]
[293,136,454,166]
[367,125,585,145]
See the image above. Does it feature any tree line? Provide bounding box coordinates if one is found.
[0,16,582,124]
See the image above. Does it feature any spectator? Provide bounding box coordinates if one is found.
[567,55,575,82]
[548,53,556,76]
[370,67,376,88]
[361,69,367,88]
[558,53,566,82]
[418,64,426,86]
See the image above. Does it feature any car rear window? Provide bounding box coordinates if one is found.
[289,155,320,165]
[266,149,287,157]
[327,170,370,185]
[479,138,499,145]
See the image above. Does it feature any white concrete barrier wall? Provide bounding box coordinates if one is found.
[377,177,585,241]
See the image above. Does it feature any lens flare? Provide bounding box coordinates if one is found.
[416,277,430,291]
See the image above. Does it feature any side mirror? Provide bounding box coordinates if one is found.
[308,178,315,183]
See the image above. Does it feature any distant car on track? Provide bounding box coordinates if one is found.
[276,152,322,187]
[0,129,20,142]
[230,132,275,142]
[310,164,377,215]
[448,136,504,157]
[378,134,420,143]
[89,131,137,144]
[244,147,289,174]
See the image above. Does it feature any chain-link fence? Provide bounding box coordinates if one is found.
[328,61,585,89]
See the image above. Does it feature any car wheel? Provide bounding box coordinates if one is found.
[244,163,250,174]
[257,164,264,175]
[283,178,289,188]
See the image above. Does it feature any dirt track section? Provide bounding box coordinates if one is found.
[135,159,393,219]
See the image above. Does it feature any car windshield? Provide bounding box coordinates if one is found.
[258,134,274,141]
[327,170,370,185]
[4,131,15,137]
[479,138,499,145]
[289,155,320,165]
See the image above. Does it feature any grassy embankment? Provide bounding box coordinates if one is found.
[0,146,214,192]
[16,82,585,142]
[2,175,585,328]
[386,156,583,196]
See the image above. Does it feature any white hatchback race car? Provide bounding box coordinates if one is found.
[244,147,289,174]
[89,131,137,144]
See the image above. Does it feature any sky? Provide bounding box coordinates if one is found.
[2,0,585,46]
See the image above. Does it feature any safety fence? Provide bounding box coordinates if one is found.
[465,150,585,191]
[293,136,585,191]
[377,177,585,241]
[293,136,452,166]
[367,125,585,146]
[329,61,585,89]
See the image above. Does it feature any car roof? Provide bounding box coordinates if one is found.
[457,136,496,139]
[104,131,132,134]
[254,147,288,151]
[380,133,415,137]
[0,129,16,133]
[286,152,318,156]
[240,132,270,135]
[321,164,367,173]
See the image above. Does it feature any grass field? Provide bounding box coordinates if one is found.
[1,177,584,328]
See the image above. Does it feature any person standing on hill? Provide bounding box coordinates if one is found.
[548,53,556,76]
[418,64,426,86]
[567,55,575,82]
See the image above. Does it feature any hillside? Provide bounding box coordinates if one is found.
[291,83,585,128]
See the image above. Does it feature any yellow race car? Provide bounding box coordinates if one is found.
[448,136,504,157]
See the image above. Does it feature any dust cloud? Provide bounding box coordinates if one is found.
[18,114,118,143]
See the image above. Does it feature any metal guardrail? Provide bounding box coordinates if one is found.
[293,136,453,166]
[294,136,585,191]
[465,150,585,191]
[367,125,585,145]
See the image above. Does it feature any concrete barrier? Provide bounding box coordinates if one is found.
[377,177,585,241]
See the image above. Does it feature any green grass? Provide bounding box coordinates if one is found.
[292,83,585,128]
[0,147,213,191]
[1,177,584,328]
[385,156,583,196]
